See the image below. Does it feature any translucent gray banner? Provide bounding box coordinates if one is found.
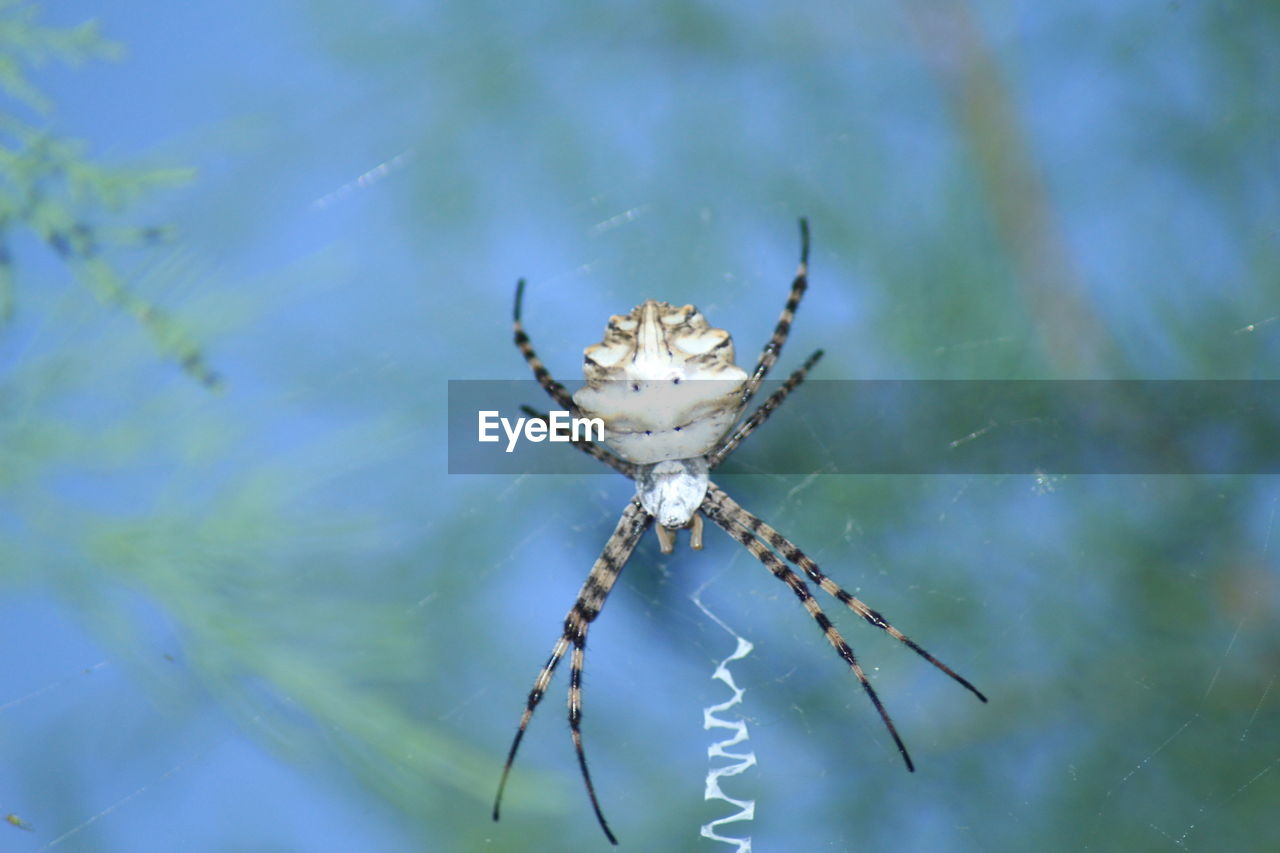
[447,380,1280,475]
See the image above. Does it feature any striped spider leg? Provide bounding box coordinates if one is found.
[494,220,985,845]
[697,484,988,774]
[491,499,651,845]
[737,215,810,411]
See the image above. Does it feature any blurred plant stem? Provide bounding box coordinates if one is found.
[905,2,1110,375]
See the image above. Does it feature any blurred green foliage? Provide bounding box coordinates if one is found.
[0,2,214,386]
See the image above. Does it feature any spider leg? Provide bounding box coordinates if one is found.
[705,484,987,703]
[708,348,823,469]
[519,405,635,479]
[700,493,917,772]
[493,499,652,845]
[513,278,577,411]
[567,636,610,841]
[738,217,810,410]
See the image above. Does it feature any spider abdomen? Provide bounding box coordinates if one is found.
[572,299,748,464]
[574,379,742,463]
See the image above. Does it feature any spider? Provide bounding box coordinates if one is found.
[491,219,987,845]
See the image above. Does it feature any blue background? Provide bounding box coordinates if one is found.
[2,2,1278,851]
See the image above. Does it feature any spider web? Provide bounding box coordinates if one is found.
[691,584,758,853]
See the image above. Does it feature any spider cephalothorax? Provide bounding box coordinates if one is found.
[494,220,986,845]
